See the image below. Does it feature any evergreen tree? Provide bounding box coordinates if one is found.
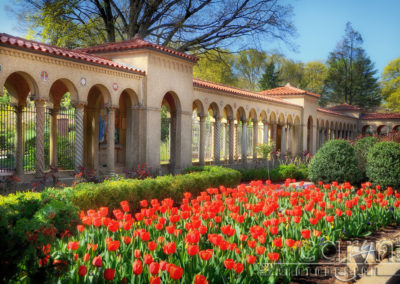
[324,22,381,108]
[259,61,281,90]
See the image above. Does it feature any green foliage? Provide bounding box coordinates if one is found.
[239,164,308,182]
[354,136,377,178]
[69,166,241,211]
[381,56,400,111]
[366,141,400,188]
[0,189,79,281]
[259,61,281,90]
[235,49,267,91]
[256,142,276,159]
[309,140,361,184]
[193,50,238,86]
[323,22,381,108]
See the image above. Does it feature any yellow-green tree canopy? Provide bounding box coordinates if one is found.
[381,57,400,111]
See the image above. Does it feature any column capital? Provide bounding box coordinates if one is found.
[72,101,86,109]
[105,104,118,111]
[34,98,47,106]
[262,119,268,125]
[214,114,222,121]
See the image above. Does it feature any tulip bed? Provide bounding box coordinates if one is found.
[46,180,400,283]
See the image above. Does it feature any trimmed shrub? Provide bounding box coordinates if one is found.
[67,166,241,211]
[354,136,377,178]
[239,164,308,182]
[0,189,79,281]
[309,140,361,184]
[366,141,400,188]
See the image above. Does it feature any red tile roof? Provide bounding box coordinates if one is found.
[0,33,145,75]
[259,83,320,98]
[360,113,400,120]
[193,78,301,107]
[77,36,198,63]
[325,103,363,111]
[317,108,354,118]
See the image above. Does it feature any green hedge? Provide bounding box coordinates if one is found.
[66,166,241,211]
[354,136,377,179]
[309,140,362,184]
[0,189,78,282]
[366,141,400,188]
[239,164,309,182]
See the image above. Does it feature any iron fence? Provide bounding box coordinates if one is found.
[0,104,16,173]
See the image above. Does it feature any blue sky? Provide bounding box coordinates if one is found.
[1,0,399,75]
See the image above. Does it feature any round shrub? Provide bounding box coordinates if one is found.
[354,136,377,177]
[309,140,361,184]
[366,141,400,188]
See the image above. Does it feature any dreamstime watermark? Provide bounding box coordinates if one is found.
[258,239,400,281]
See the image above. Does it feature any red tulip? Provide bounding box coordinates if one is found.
[247,255,257,264]
[150,276,161,284]
[67,241,79,250]
[256,246,266,255]
[224,259,235,270]
[92,256,102,267]
[104,268,115,281]
[268,252,279,261]
[163,242,176,255]
[148,241,157,251]
[326,216,334,222]
[285,239,295,247]
[234,262,244,273]
[187,244,200,256]
[301,229,311,239]
[120,200,130,212]
[194,274,209,284]
[273,238,282,248]
[78,265,87,277]
[106,239,120,252]
[149,262,160,275]
[168,264,183,280]
[134,249,141,258]
[132,259,143,275]
[140,200,148,207]
[200,249,213,260]
[77,225,85,232]
[144,254,153,265]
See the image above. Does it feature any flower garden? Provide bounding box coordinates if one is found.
[36,181,400,283]
[1,138,400,283]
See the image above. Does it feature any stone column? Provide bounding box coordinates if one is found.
[35,99,46,177]
[280,126,286,157]
[241,119,247,164]
[214,115,221,164]
[74,104,84,173]
[199,115,206,166]
[287,125,292,154]
[106,106,116,175]
[14,105,24,177]
[234,122,239,160]
[228,118,234,164]
[271,123,277,145]
[253,121,258,161]
[263,121,269,143]
[49,107,59,168]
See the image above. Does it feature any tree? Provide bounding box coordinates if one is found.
[259,61,281,90]
[11,0,295,51]
[303,61,327,93]
[277,58,305,88]
[234,49,267,91]
[381,57,400,111]
[324,22,381,108]
[193,50,238,86]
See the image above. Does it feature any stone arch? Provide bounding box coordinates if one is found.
[117,88,139,169]
[362,125,373,136]
[223,104,234,120]
[3,71,39,106]
[84,84,113,172]
[193,99,205,117]
[377,125,388,136]
[277,113,285,126]
[1,71,40,176]
[269,111,277,124]
[47,78,79,170]
[393,125,400,132]
[161,91,182,171]
[259,110,268,123]
[236,106,246,121]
